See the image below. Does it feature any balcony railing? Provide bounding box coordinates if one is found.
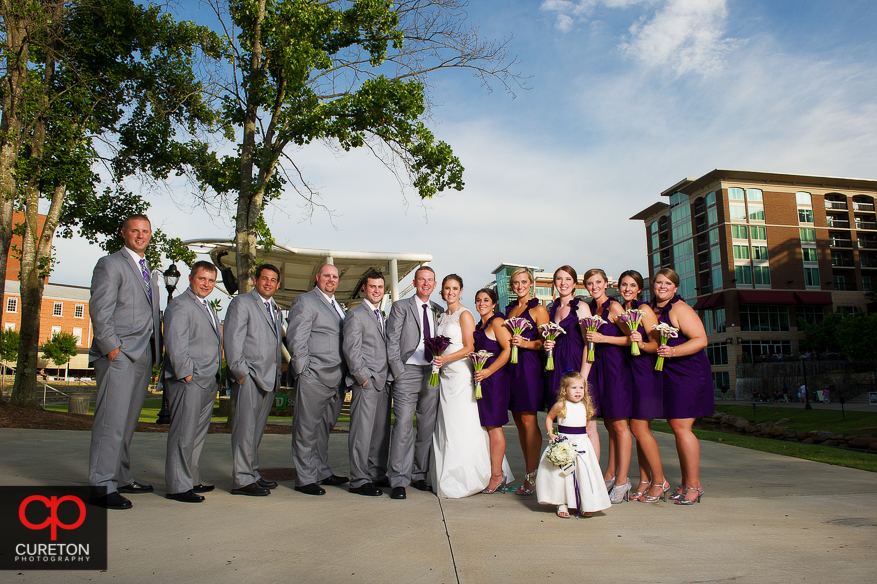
[831,257,854,267]
[830,238,853,247]
[826,219,850,228]
[699,261,710,272]
[700,285,712,295]
[853,202,875,212]
[833,282,857,291]
[695,222,707,233]
[825,201,848,210]
[697,241,708,252]
[855,221,877,230]
[694,204,705,216]
[858,240,877,250]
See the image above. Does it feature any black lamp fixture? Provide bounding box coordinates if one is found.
[156,263,181,425]
[737,337,743,345]
[724,337,734,345]
[163,263,181,297]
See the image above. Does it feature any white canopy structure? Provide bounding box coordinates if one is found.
[183,239,432,310]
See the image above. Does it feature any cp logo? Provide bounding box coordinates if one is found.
[19,495,86,541]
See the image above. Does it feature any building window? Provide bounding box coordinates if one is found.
[74,304,84,318]
[72,327,82,346]
[652,252,660,269]
[741,340,792,362]
[51,325,61,335]
[706,192,716,206]
[740,305,790,332]
[735,265,752,285]
[707,207,718,226]
[864,276,872,292]
[800,228,816,243]
[747,205,765,222]
[731,225,748,240]
[796,191,812,205]
[713,371,730,393]
[709,228,720,246]
[6,297,17,313]
[750,226,767,240]
[801,247,818,262]
[4,322,14,331]
[710,248,721,264]
[706,343,729,366]
[797,305,825,325]
[746,188,763,201]
[798,208,814,224]
[733,245,750,260]
[753,265,771,286]
[728,187,744,200]
[712,267,723,291]
[838,306,864,316]
[703,310,715,335]
[715,307,726,333]
[833,275,848,290]
[752,245,769,260]
[804,267,820,287]
[52,302,62,317]
[730,204,747,221]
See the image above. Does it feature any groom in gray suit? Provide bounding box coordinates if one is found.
[386,266,442,500]
[287,263,349,496]
[342,269,391,497]
[88,214,162,509]
[162,261,222,503]
[224,264,283,496]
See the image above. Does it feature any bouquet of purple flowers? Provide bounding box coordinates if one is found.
[425,335,452,386]
[579,315,607,362]
[538,322,566,371]
[505,317,532,364]
[616,308,646,356]
[469,350,493,399]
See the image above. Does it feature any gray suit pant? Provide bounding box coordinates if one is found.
[292,373,344,486]
[165,379,216,493]
[88,349,152,492]
[389,364,437,488]
[230,377,274,488]
[348,381,391,488]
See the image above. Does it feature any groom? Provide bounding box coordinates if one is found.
[386,266,443,500]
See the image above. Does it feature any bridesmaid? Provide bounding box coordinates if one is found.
[503,267,548,496]
[541,265,599,460]
[473,288,513,493]
[651,268,715,505]
[617,270,668,503]
[583,268,633,504]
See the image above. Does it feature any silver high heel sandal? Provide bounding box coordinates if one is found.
[609,479,631,504]
[516,470,537,495]
[604,476,616,492]
[482,473,506,494]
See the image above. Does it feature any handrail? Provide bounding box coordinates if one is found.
[40,384,71,405]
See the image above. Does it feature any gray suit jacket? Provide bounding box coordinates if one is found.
[342,301,389,390]
[223,289,282,393]
[163,288,222,389]
[287,287,347,388]
[89,249,161,363]
[386,296,443,379]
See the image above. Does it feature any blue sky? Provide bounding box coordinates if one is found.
[52,0,877,313]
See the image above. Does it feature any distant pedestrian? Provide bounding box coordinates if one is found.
[798,384,806,403]
[823,388,830,404]
[781,386,790,404]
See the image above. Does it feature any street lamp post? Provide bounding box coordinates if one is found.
[802,356,812,411]
[156,264,180,424]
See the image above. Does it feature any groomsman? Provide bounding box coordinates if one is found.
[287,263,349,495]
[342,270,391,496]
[88,214,162,509]
[224,264,283,496]
[385,266,442,500]
[163,261,222,503]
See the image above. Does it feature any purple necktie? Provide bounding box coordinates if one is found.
[422,303,431,359]
[264,300,274,324]
[374,308,382,330]
[139,258,152,301]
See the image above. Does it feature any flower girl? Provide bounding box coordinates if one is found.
[535,371,611,518]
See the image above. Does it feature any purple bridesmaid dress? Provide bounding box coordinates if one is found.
[504,299,545,412]
[651,295,715,419]
[588,297,632,419]
[627,299,663,419]
[546,297,591,411]
[473,314,511,427]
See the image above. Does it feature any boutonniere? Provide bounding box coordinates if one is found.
[381,310,387,319]
[432,306,442,321]
[339,303,347,312]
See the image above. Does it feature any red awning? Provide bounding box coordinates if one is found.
[737,290,796,305]
[794,291,832,305]
[693,292,725,310]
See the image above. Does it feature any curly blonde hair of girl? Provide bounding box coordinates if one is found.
[555,371,595,421]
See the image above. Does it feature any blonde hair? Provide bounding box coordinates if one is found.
[556,371,595,422]
[583,268,608,284]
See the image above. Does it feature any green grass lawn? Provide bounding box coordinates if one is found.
[711,405,877,437]
[653,421,877,473]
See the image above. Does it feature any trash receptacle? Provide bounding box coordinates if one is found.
[68,394,90,414]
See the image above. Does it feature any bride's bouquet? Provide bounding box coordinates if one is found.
[616,308,646,356]
[538,322,566,371]
[468,350,492,399]
[505,317,532,364]
[425,335,452,386]
[546,436,576,476]
[579,315,607,362]
[651,323,679,371]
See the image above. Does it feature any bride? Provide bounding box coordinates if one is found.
[430,274,513,498]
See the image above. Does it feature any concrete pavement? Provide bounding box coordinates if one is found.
[1,421,876,583]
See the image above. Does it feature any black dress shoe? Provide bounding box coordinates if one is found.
[118,481,154,494]
[411,479,432,492]
[390,487,407,500]
[319,474,349,486]
[257,479,278,490]
[89,492,132,510]
[373,477,391,488]
[193,483,215,493]
[349,483,383,497]
[294,483,326,496]
[231,483,271,496]
[166,490,205,503]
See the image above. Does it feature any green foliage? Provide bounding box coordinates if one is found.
[40,331,79,368]
[0,329,20,362]
[799,312,877,361]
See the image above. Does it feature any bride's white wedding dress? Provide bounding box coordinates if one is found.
[430,307,513,498]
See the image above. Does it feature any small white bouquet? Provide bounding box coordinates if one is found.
[546,436,577,476]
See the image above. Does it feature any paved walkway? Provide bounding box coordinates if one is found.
[2,422,876,583]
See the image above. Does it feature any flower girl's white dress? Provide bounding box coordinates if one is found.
[535,400,611,513]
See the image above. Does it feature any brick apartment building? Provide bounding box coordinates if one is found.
[631,169,875,394]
